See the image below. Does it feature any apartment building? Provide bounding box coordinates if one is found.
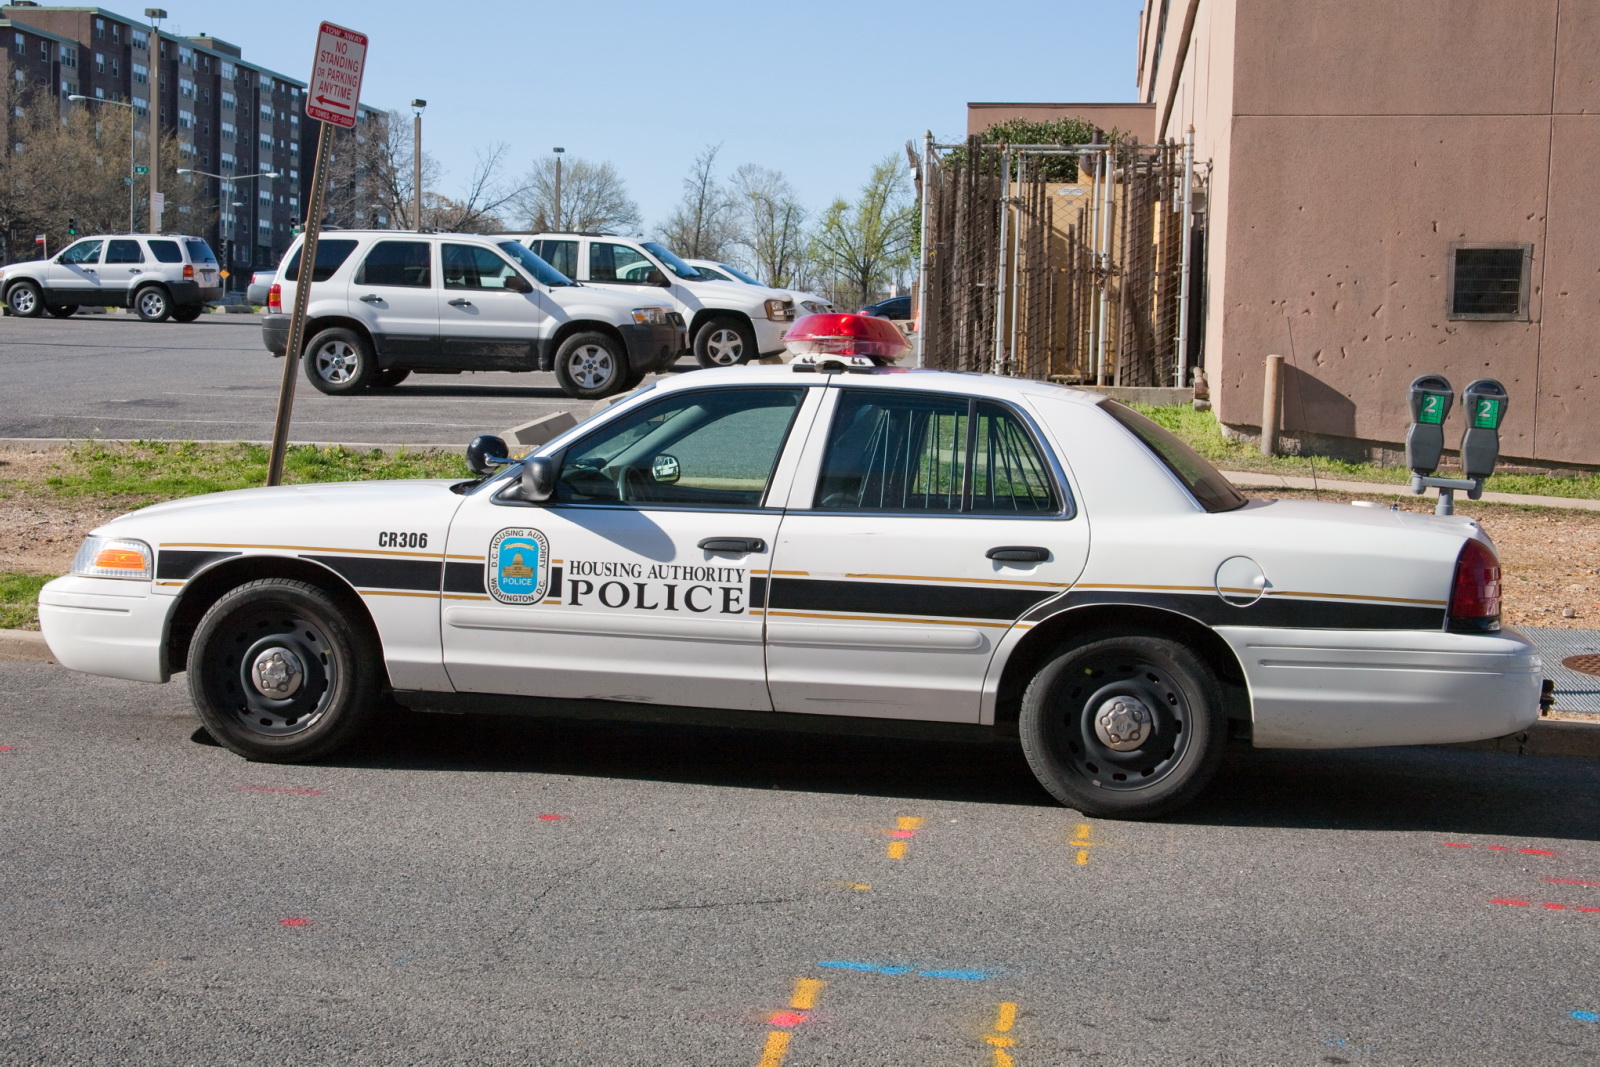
[1,3,381,284]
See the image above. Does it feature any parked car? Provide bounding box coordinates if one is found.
[683,257,834,316]
[260,231,683,399]
[509,233,794,367]
[246,270,276,306]
[0,234,221,322]
[859,294,912,321]
[38,313,1542,819]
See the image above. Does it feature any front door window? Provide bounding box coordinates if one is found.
[59,240,103,265]
[588,241,655,283]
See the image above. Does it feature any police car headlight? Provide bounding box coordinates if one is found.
[631,306,668,325]
[70,536,153,580]
[765,298,793,321]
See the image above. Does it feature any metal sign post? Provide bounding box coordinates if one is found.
[265,21,368,487]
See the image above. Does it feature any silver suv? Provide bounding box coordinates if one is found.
[0,234,222,322]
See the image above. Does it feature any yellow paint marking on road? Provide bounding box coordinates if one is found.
[985,1001,1020,1065]
[897,816,924,831]
[790,977,825,1010]
[1075,823,1091,840]
[756,1030,791,1067]
[986,1035,1015,1047]
[994,1001,1016,1032]
[846,882,871,891]
[1074,823,1093,865]
[994,1050,1015,1067]
[887,840,908,859]
[1076,850,1089,865]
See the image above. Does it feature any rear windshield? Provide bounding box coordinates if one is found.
[184,239,218,265]
[282,239,359,283]
[1100,401,1248,513]
[147,239,183,263]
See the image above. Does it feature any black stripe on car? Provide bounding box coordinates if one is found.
[302,555,440,592]
[155,549,241,581]
[1024,588,1447,631]
[766,577,1054,621]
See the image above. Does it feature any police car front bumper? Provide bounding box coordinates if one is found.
[1217,624,1543,748]
[620,320,688,373]
[38,575,173,684]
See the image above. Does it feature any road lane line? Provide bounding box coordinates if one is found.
[756,977,826,1066]
[985,1001,1019,1065]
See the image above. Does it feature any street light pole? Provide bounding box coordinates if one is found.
[144,8,166,231]
[552,146,564,230]
[68,94,137,232]
[410,99,426,230]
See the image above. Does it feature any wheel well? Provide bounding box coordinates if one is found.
[131,280,170,298]
[164,555,381,677]
[994,604,1250,728]
[689,309,751,338]
[299,315,375,355]
[550,319,626,355]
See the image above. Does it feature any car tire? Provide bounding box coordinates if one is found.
[133,285,173,323]
[693,317,757,367]
[171,304,204,323]
[1018,632,1227,820]
[554,331,629,399]
[6,281,44,318]
[371,367,411,388]
[46,304,78,318]
[304,327,376,395]
[186,579,382,763]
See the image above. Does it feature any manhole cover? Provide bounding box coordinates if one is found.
[1561,654,1600,677]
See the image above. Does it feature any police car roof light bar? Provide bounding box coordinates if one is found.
[785,312,909,373]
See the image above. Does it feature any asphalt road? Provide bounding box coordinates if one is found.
[1,659,1597,1065]
[0,311,665,446]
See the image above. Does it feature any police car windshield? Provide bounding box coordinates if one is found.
[640,242,704,281]
[497,241,574,286]
[1101,401,1248,513]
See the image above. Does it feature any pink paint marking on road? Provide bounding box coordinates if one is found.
[768,1012,807,1027]
[537,814,565,821]
[279,918,310,927]
[1491,899,1600,913]
[1490,899,1531,906]
[1443,842,1473,848]
[889,830,915,839]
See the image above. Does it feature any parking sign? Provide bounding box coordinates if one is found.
[306,22,367,128]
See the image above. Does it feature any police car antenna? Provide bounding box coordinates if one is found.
[1282,314,1320,497]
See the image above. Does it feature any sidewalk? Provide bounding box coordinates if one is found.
[1223,470,1600,512]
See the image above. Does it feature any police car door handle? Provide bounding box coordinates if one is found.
[986,546,1050,562]
[698,537,766,554]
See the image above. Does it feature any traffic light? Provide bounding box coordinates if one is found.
[67,217,78,236]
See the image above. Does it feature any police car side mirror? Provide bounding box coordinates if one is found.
[466,434,511,477]
[514,456,557,503]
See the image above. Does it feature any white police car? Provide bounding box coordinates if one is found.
[37,315,1544,818]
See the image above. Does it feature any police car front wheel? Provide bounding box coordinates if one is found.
[186,579,383,762]
[1019,633,1226,820]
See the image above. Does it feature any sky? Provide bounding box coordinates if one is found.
[158,0,1144,230]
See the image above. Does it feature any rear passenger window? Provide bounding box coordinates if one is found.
[282,239,358,283]
[531,239,576,278]
[442,244,516,290]
[815,391,1061,514]
[356,240,432,287]
[105,239,144,264]
[147,240,183,264]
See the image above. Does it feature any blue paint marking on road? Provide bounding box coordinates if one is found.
[1574,1011,1599,1022]
[816,960,990,980]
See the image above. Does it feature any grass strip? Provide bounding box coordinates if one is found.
[1131,403,1600,500]
[0,573,52,630]
[42,441,472,504]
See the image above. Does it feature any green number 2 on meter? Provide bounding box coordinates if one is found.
[1473,397,1502,429]
[1419,395,1446,424]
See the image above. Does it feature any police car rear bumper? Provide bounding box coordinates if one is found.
[37,575,172,684]
[1217,624,1543,749]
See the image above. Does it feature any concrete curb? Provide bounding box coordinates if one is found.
[0,629,54,664]
[0,627,1593,756]
[1223,470,1600,512]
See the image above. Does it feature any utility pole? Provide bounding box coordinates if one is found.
[552,146,564,230]
[144,8,166,231]
[410,99,426,229]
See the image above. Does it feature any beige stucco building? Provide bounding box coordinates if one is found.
[976,1,1600,468]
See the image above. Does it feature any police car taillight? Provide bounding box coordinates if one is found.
[784,313,908,372]
[267,283,282,314]
[1447,539,1501,632]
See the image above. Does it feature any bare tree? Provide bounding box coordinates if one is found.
[812,153,917,309]
[656,143,737,259]
[424,143,523,232]
[513,155,641,233]
[729,163,809,288]
[321,108,439,230]
[0,85,210,259]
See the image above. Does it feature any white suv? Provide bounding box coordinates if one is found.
[261,231,685,400]
[509,233,795,367]
[684,258,834,318]
[0,233,222,322]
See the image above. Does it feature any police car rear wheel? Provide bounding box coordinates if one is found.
[187,579,381,762]
[305,327,375,395]
[1019,634,1225,820]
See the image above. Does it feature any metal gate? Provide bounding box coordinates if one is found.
[919,135,1203,387]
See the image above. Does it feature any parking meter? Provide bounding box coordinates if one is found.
[1460,378,1508,481]
[1405,374,1454,475]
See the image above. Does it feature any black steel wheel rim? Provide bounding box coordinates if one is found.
[207,606,338,737]
[1045,649,1195,792]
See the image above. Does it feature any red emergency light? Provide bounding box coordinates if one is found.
[784,313,909,370]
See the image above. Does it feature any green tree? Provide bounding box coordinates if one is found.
[812,153,917,309]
